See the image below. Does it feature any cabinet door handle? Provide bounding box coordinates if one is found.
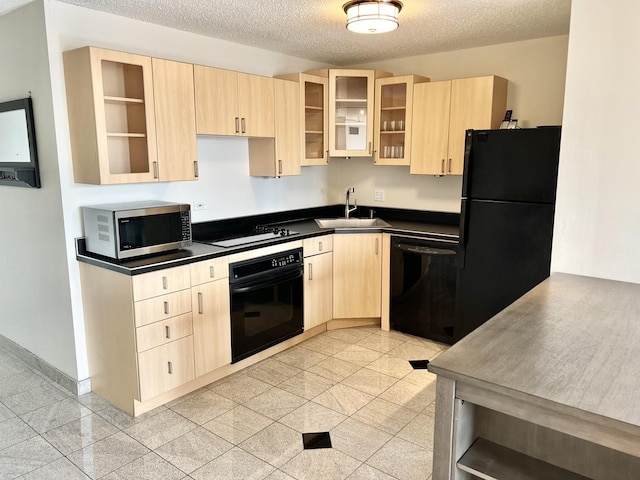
[153,161,159,179]
[448,158,452,173]
[198,292,204,314]
[326,150,329,163]
[163,301,169,315]
[167,361,173,374]
[209,266,215,278]
[165,325,171,339]
[441,159,445,174]
[308,263,313,280]
[319,241,323,252]
[162,276,168,290]
[368,142,372,155]
[241,118,246,134]
[278,160,283,175]
[235,117,240,134]
[194,161,199,178]
[375,238,379,255]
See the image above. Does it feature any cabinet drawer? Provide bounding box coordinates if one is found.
[190,256,229,285]
[304,235,333,257]
[138,335,195,401]
[132,265,191,301]
[136,312,193,352]
[134,289,192,327]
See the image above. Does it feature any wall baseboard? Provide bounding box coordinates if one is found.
[0,334,91,395]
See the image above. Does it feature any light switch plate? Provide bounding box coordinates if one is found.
[374,189,385,202]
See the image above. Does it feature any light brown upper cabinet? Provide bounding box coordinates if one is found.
[276,72,329,166]
[328,69,392,157]
[194,65,275,138]
[410,76,508,175]
[374,75,430,166]
[248,78,301,177]
[152,58,198,181]
[63,47,197,184]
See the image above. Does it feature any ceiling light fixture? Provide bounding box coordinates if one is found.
[343,0,403,34]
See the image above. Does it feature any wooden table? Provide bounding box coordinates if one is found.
[428,273,640,479]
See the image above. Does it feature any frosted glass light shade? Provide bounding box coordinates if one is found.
[343,0,403,34]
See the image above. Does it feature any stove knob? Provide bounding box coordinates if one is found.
[280,229,287,236]
[272,227,279,234]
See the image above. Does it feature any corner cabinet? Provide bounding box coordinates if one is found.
[194,65,275,138]
[328,69,392,157]
[63,47,197,184]
[332,233,382,319]
[410,75,508,175]
[248,78,301,177]
[374,75,430,166]
[303,236,333,329]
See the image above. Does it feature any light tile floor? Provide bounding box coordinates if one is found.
[0,327,448,480]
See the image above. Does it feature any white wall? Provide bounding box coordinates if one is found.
[0,2,78,378]
[551,0,640,283]
[334,35,569,211]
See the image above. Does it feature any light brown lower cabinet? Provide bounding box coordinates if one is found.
[332,233,382,319]
[304,235,334,329]
[137,336,195,401]
[191,278,232,376]
[80,256,234,415]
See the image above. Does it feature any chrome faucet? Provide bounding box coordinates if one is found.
[345,187,357,218]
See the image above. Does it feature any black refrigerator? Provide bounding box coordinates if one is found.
[455,127,562,341]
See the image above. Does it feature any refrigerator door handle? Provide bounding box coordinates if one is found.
[462,130,474,197]
[458,199,469,269]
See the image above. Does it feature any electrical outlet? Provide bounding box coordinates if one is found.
[193,201,207,211]
[374,189,385,202]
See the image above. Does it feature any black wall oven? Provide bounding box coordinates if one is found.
[229,248,304,363]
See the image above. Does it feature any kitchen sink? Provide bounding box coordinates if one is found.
[315,218,391,229]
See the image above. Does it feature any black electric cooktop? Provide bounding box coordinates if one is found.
[197,225,299,248]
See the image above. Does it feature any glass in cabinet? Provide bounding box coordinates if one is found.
[374,75,429,166]
[329,69,391,157]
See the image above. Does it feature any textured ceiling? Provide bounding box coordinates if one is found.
[2,0,571,65]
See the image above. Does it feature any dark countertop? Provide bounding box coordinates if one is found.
[76,205,460,275]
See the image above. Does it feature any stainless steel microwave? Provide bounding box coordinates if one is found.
[82,200,192,260]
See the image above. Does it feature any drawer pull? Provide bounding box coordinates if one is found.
[162,276,168,290]
[165,325,171,339]
[168,361,173,374]
[308,263,313,281]
[198,292,204,314]
[319,241,323,252]
[209,266,215,278]
[163,301,169,315]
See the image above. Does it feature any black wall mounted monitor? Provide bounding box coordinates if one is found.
[0,97,41,188]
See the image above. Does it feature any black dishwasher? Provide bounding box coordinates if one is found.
[390,236,458,344]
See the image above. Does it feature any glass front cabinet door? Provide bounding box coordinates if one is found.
[329,69,391,157]
[374,75,430,166]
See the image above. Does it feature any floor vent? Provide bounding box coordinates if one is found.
[302,432,332,450]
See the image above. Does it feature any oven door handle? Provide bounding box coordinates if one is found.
[230,267,303,294]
